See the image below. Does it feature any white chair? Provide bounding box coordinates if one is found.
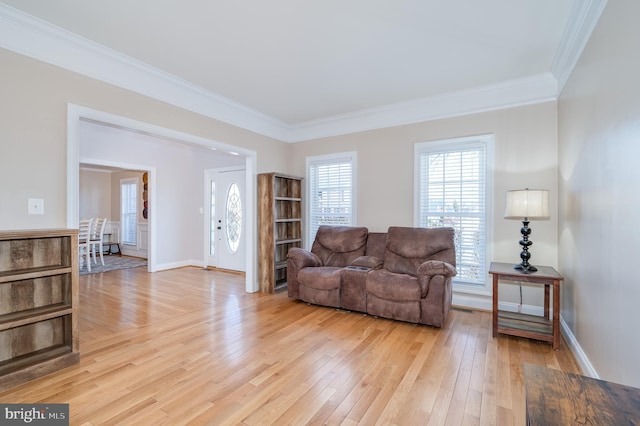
[90,218,108,266]
[78,218,93,272]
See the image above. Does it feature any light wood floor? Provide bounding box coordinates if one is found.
[1,266,581,425]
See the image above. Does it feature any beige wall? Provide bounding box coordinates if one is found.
[79,169,112,220]
[0,48,290,230]
[290,102,559,306]
[558,0,640,387]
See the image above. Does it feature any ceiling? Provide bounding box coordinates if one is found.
[1,1,604,141]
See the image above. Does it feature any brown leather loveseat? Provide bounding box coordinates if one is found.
[286,225,457,327]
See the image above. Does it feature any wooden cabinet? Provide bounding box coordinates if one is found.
[0,229,80,391]
[258,173,303,293]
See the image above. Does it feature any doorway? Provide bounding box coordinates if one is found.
[79,163,153,265]
[205,168,246,272]
[67,104,259,292]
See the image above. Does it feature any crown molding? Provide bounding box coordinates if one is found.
[0,4,290,141]
[552,0,608,95]
[2,3,578,143]
[286,73,557,142]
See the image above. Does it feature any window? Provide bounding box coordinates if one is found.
[121,178,137,246]
[307,152,357,244]
[415,135,493,288]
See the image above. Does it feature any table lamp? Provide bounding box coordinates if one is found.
[504,188,549,273]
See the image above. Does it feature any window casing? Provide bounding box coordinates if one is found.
[306,152,357,246]
[415,135,493,291]
[121,178,137,246]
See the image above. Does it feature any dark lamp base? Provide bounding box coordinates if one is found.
[514,263,538,274]
[513,218,538,274]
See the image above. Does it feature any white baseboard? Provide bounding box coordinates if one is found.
[154,259,204,271]
[120,245,148,259]
[452,293,544,316]
[452,293,492,311]
[560,317,599,378]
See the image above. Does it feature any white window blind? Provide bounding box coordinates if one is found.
[308,153,356,243]
[121,180,137,246]
[417,138,490,286]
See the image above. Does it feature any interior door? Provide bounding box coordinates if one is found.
[206,168,246,272]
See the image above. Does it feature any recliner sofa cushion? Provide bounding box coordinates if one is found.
[311,226,368,267]
[298,266,342,308]
[364,232,387,260]
[367,296,421,324]
[366,269,421,301]
[341,266,368,312]
[366,269,422,324]
[298,267,342,290]
[351,255,383,269]
[383,227,456,275]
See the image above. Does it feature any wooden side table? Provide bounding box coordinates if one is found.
[524,364,640,425]
[489,262,563,349]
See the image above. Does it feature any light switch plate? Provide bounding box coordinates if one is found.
[28,198,44,215]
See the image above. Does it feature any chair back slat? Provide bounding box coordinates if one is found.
[79,218,92,245]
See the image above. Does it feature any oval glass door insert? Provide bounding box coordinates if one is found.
[225,182,242,253]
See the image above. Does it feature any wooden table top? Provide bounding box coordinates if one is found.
[524,364,640,425]
[489,262,563,281]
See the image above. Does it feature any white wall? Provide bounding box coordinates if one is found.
[558,0,640,387]
[80,120,244,268]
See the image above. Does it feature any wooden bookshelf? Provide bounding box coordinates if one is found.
[258,173,303,293]
[0,229,80,391]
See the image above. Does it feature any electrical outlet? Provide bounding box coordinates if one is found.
[28,198,44,215]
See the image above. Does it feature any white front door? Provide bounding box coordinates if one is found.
[206,168,246,272]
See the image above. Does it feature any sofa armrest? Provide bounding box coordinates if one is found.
[287,247,322,268]
[350,255,383,270]
[417,260,457,278]
[286,248,321,299]
[416,260,457,298]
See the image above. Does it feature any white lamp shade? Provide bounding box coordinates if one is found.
[504,189,550,219]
